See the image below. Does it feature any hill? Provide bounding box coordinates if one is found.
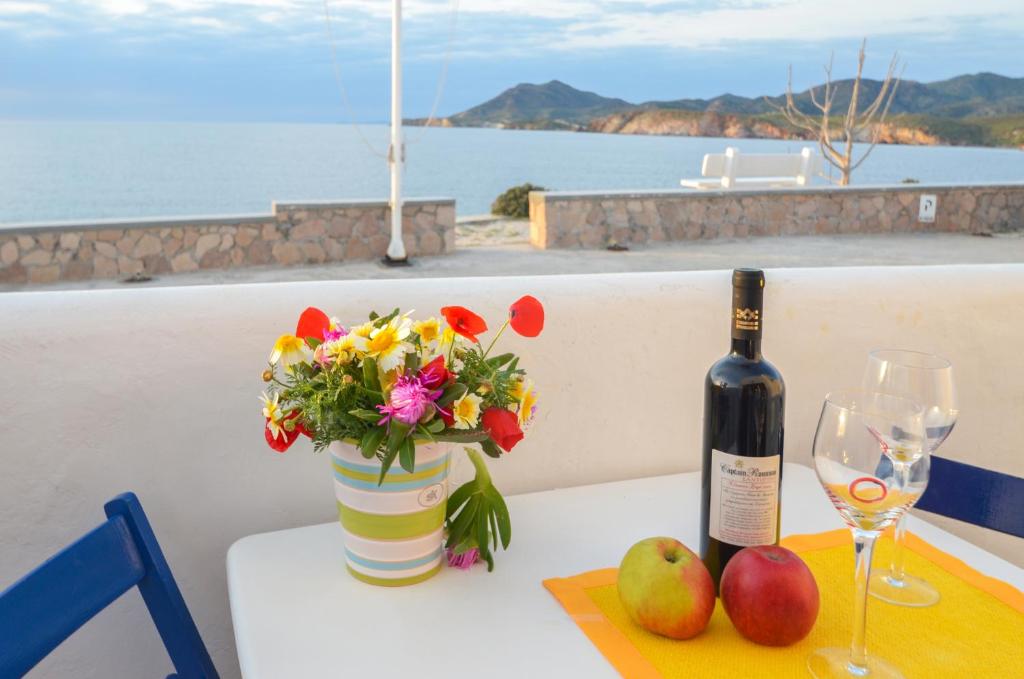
[448,80,635,126]
[410,74,1024,148]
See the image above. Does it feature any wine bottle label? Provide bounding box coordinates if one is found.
[709,449,780,546]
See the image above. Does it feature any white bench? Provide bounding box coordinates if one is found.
[681,146,822,189]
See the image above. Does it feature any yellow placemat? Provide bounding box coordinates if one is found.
[544,530,1024,679]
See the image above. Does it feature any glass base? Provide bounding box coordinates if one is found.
[868,569,941,607]
[808,647,904,679]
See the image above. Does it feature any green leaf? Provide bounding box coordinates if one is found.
[485,486,511,549]
[369,311,380,321]
[446,497,478,550]
[426,418,445,433]
[399,437,416,474]
[404,351,421,374]
[386,420,410,458]
[485,352,514,368]
[349,408,382,422]
[445,481,475,521]
[362,357,381,392]
[432,431,489,444]
[475,510,490,569]
[480,438,502,459]
[377,447,399,485]
[359,427,386,459]
[488,510,499,550]
[414,424,436,443]
[437,383,468,408]
[508,357,520,372]
[373,308,400,328]
[305,336,322,349]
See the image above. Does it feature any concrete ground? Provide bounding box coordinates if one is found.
[3,228,1024,292]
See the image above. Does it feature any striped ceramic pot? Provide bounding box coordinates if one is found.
[330,440,450,586]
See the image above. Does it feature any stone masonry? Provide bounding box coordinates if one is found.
[529,183,1024,249]
[0,198,455,285]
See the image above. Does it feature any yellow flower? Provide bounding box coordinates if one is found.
[366,316,414,372]
[451,393,483,430]
[380,368,402,392]
[509,376,526,401]
[348,321,375,344]
[516,379,538,426]
[260,392,285,439]
[414,317,441,345]
[320,332,368,366]
[437,326,458,353]
[269,334,309,370]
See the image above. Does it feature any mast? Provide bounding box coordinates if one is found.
[385,0,408,264]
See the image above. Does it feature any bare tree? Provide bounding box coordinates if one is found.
[767,39,903,185]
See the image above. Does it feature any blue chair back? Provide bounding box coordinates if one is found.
[916,456,1024,538]
[0,493,217,678]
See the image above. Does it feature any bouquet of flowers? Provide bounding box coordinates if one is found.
[259,295,544,570]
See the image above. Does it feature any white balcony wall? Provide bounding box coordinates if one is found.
[1,265,1022,678]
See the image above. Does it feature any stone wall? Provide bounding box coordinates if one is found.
[0,198,455,285]
[529,183,1024,249]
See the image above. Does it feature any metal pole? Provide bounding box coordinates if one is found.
[385,0,408,264]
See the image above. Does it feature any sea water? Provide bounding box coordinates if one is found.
[1,121,1022,223]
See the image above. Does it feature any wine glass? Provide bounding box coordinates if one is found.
[808,391,927,679]
[863,349,958,607]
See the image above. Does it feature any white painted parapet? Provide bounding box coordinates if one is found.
[1,265,1022,677]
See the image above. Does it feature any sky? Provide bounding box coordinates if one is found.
[1,0,1023,122]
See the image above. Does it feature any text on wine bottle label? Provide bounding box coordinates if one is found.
[709,449,780,546]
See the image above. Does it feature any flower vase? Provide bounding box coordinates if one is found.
[329,440,450,586]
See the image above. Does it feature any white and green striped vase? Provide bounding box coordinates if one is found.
[330,440,450,586]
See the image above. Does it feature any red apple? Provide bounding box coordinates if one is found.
[720,545,819,646]
[617,537,715,640]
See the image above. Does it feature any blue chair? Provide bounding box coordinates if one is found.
[916,456,1024,539]
[0,493,218,678]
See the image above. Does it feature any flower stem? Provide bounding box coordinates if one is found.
[464,446,492,489]
[482,319,510,360]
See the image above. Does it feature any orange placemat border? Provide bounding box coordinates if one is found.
[542,529,1024,679]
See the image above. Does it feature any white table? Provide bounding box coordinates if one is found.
[227,463,1024,678]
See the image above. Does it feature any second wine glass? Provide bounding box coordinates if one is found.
[863,349,958,607]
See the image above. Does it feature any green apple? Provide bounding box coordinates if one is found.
[617,537,715,640]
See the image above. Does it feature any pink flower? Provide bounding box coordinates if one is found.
[323,326,346,343]
[447,547,481,570]
[377,375,442,426]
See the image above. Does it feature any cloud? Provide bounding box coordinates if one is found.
[0,2,52,15]
[558,0,1024,51]
[2,0,1023,63]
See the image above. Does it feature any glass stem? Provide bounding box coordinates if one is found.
[888,461,912,583]
[850,528,878,672]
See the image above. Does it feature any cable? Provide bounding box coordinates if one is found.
[407,0,460,145]
[322,0,388,159]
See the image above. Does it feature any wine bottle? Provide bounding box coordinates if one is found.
[699,268,785,592]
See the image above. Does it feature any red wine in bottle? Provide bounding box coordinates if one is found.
[699,268,785,592]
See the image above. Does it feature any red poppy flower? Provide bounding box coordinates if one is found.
[439,408,455,428]
[441,306,488,343]
[509,295,544,338]
[418,355,452,390]
[295,307,331,346]
[265,411,311,453]
[482,407,524,452]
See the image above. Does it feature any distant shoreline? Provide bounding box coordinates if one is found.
[406,113,1024,151]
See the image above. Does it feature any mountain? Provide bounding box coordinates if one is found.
[448,80,635,126]
[411,74,1024,148]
